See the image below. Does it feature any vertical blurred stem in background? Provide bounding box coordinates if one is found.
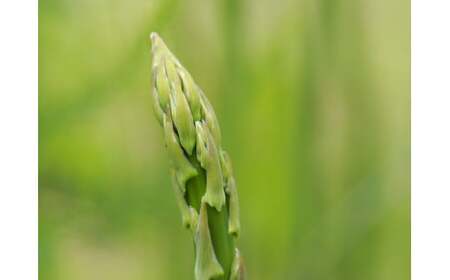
[289,0,383,278]
[219,0,246,149]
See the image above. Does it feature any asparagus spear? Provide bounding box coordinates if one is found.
[150,33,245,280]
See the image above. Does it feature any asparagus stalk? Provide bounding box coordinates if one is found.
[150,33,245,280]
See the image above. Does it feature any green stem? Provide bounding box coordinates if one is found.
[186,155,234,279]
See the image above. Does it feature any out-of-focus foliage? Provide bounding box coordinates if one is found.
[39,0,410,279]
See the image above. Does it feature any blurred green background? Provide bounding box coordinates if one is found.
[39,0,410,279]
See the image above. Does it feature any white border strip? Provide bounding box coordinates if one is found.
[412,0,450,279]
[0,1,38,279]
[1,0,449,279]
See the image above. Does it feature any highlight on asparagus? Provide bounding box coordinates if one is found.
[150,32,245,280]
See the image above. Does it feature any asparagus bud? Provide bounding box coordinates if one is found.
[151,32,244,280]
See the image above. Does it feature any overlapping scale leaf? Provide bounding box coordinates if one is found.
[171,170,192,228]
[230,249,245,280]
[163,114,197,191]
[179,70,202,121]
[195,121,226,211]
[220,151,240,237]
[194,202,224,280]
[199,90,222,147]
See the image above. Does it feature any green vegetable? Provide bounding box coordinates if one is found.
[150,32,245,280]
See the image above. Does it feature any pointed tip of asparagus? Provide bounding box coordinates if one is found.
[151,35,243,279]
[150,32,161,45]
[150,32,170,58]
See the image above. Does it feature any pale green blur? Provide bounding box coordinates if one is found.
[39,0,410,279]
